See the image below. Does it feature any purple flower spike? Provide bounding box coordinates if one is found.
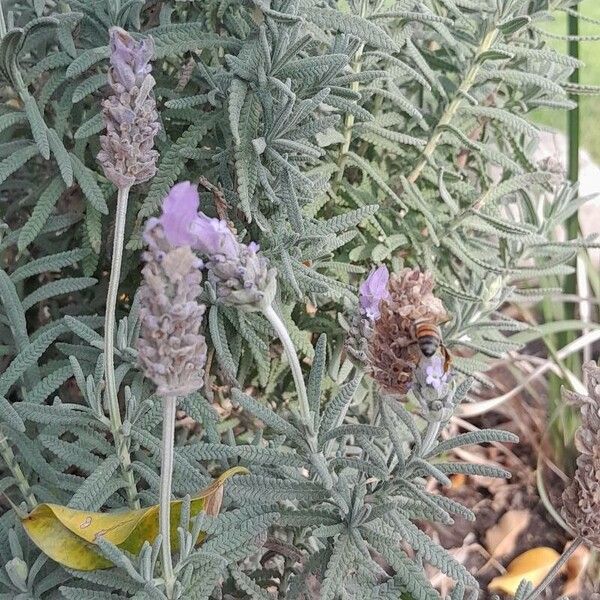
[359,265,390,321]
[97,27,159,188]
[424,356,449,392]
[159,181,201,247]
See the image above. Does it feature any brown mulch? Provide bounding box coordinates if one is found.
[424,362,598,600]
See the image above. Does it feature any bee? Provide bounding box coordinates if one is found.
[411,321,452,372]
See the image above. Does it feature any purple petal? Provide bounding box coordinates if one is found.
[190,214,239,259]
[430,378,443,392]
[109,28,137,88]
[159,181,200,247]
[421,355,448,392]
[429,355,444,374]
[132,38,154,77]
[359,265,390,320]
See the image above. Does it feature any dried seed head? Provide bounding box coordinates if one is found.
[562,361,600,548]
[137,222,207,398]
[97,27,160,189]
[367,268,447,396]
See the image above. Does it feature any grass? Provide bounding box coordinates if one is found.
[534,0,600,161]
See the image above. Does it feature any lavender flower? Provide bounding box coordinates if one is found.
[159,181,239,258]
[359,265,390,321]
[159,181,203,248]
[422,356,449,392]
[368,269,447,396]
[97,27,159,189]
[347,268,448,398]
[157,181,276,311]
[191,213,239,260]
[137,222,207,398]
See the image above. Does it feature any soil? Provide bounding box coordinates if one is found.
[424,362,598,600]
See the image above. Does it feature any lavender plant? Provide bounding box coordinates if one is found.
[0,0,597,599]
[99,25,159,511]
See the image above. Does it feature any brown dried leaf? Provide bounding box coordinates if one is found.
[485,509,530,559]
[563,541,590,597]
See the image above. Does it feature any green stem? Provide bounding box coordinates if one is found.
[406,27,498,184]
[159,395,177,599]
[0,435,37,510]
[333,41,365,186]
[0,1,6,38]
[333,0,367,189]
[563,10,581,375]
[104,186,140,509]
[525,537,584,600]
[262,304,311,425]
[263,305,343,497]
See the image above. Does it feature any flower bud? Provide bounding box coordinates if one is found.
[206,241,277,311]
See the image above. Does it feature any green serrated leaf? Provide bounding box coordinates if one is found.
[70,154,109,215]
[74,112,104,139]
[17,177,65,252]
[0,144,38,185]
[23,94,49,159]
[307,9,398,52]
[47,129,73,186]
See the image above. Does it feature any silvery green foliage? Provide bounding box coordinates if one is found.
[0,0,594,598]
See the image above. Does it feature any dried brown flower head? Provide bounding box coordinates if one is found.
[137,222,207,398]
[97,27,159,189]
[562,361,600,548]
[367,268,447,396]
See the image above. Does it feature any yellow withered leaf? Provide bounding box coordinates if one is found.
[21,466,248,570]
[488,546,560,597]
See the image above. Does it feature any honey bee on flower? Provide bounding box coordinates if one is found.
[350,265,451,397]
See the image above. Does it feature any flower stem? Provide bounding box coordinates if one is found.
[159,395,177,599]
[262,305,311,426]
[0,435,37,510]
[104,185,139,509]
[525,537,584,600]
[333,0,368,189]
[333,40,364,186]
[0,1,6,38]
[406,26,498,185]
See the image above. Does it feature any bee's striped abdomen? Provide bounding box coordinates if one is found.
[415,323,441,358]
